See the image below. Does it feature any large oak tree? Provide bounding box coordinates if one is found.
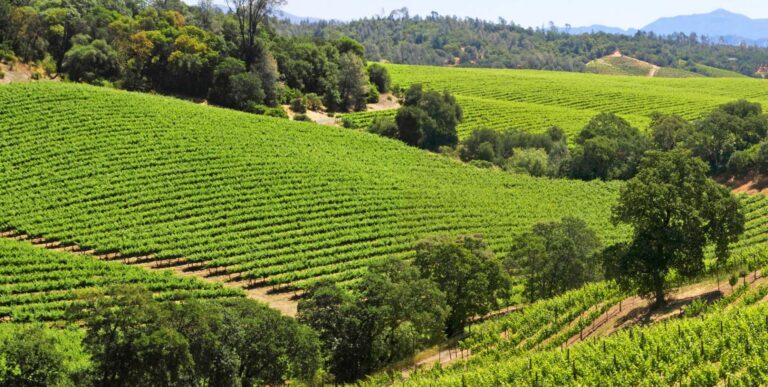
[606,150,745,306]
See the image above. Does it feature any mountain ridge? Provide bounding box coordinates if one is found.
[566,9,768,47]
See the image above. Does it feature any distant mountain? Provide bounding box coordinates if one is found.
[207,4,323,24]
[271,10,323,24]
[565,9,768,47]
[644,9,768,41]
[566,25,636,36]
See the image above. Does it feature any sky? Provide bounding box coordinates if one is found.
[279,0,768,29]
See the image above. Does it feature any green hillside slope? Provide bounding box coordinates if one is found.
[390,283,768,385]
[0,83,627,293]
[0,238,242,322]
[342,64,768,139]
[585,55,658,76]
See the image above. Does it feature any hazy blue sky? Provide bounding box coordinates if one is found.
[280,1,768,28]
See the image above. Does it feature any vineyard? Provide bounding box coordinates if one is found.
[0,238,242,322]
[0,82,630,302]
[394,281,768,386]
[341,64,768,139]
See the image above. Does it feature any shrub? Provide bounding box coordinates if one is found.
[368,63,391,93]
[342,117,357,129]
[276,85,302,105]
[468,160,496,169]
[290,97,307,114]
[293,113,312,122]
[0,70,5,80]
[247,104,288,119]
[31,72,42,80]
[368,117,398,138]
[506,148,550,177]
[40,55,57,77]
[756,142,768,173]
[0,48,17,63]
[304,93,323,111]
[727,149,755,175]
[367,83,380,103]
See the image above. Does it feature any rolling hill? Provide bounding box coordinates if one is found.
[341,63,768,139]
[585,53,703,78]
[0,82,630,310]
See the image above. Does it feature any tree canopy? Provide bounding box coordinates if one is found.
[570,113,649,181]
[414,235,509,335]
[297,257,448,383]
[605,150,745,306]
[507,217,602,301]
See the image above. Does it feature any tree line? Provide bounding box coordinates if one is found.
[458,100,768,181]
[278,10,768,77]
[1,287,321,386]
[0,0,384,116]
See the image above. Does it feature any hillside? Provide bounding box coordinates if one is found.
[585,53,703,78]
[342,63,768,139]
[0,238,243,322]
[387,278,768,385]
[0,83,630,311]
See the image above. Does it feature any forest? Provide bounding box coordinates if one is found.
[278,9,768,76]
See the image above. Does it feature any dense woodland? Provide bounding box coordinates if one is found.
[0,0,379,115]
[278,10,768,76]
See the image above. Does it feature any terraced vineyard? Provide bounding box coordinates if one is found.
[341,64,768,139]
[394,285,768,386]
[0,83,629,299]
[0,238,242,322]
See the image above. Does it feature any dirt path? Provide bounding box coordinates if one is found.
[719,174,768,195]
[282,93,401,127]
[567,271,766,346]
[399,305,521,376]
[402,270,767,377]
[0,62,58,84]
[0,229,298,316]
[649,64,660,77]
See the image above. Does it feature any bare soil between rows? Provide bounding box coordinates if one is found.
[0,229,299,316]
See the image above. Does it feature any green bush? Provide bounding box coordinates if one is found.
[368,117,397,138]
[305,93,323,111]
[293,113,312,122]
[367,83,380,103]
[727,149,755,175]
[290,97,307,114]
[31,72,42,80]
[0,70,5,80]
[342,117,357,129]
[247,104,289,119]
[368,63,391,93]
[469,160,496,169]
[40,55,57,77]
